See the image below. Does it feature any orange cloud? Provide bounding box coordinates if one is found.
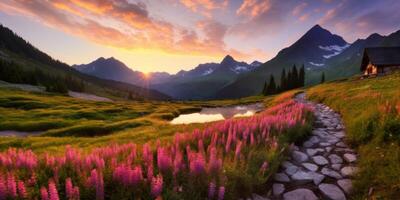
[236,0,271,18]
[178,0,228,17]
[0,0,246,59]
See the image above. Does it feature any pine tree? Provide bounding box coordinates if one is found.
[287,69,292,90]
[280,68,287,92]
[292,64,299,88]
[321,72,325,83]
[267,75,276,95]
[299,64,305,87]
[262,81,268,95]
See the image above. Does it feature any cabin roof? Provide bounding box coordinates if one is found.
[360,47,400,71]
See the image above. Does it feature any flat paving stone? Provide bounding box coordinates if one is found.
[343,153,357,163]
[341,166,358,177]
[332,164,342,171]
[283,189,318,200]
[292,151,308,163]
[302,163,318,172]
[272,183,285,196]
[285,166,299,176]
[274,173,290,182]
[329,154,343,164]
[321,167,342,179]
[319,183,346,200]
[312,155,329,165]
[337,179,353,194]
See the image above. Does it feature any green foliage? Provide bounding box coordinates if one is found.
[262,64,305,96]
[320,72,325,83]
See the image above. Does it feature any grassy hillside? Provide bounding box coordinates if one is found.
[0,25,170,100]
[307,72,400,199]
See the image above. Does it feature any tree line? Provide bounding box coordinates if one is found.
[0,60,85,93]
[262,64,305,95]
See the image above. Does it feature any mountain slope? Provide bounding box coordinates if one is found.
[73,57,171,86]
[216,25,400,99]
[152,55,260,100]
[216,24,349,99]
[0,24,170,100]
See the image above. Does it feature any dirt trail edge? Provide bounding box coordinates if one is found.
[265,92,358,200]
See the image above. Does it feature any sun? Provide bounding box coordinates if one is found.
[142,72,151,80]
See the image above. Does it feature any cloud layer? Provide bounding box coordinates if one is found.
[1,0,399,62]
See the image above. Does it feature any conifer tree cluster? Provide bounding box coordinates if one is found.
[262,64,305,95]
[0,60,85,93]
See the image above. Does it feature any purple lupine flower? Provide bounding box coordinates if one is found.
[17,180,27,198]
[151,175,163,198]
[48,180,59,200]
[217,186,225,200]
[65,178,73,199]
[40,186,48,200]
[0,175,6,200]
[6,173,17,198]
[208,182,216,199]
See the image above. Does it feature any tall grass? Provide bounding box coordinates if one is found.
[308,72,400,199]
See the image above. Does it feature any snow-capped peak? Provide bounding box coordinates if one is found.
[319,44,350,59]
[201,68,214,76]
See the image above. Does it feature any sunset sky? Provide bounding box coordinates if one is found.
[0,0,399,73]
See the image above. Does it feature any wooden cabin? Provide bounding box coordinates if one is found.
[360,47,400,77]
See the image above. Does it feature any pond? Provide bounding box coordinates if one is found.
[170,103,264,124]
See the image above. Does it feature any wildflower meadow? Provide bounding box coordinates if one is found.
[0,100,313,200]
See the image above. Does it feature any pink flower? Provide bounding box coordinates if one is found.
[48,180,59,200]
[0,175,6,200]
[17,181,27,198]
[217,186,225,200]
[40,186,48,200]
[65,178,73,199]
[189,153,206,176]
[6,173,17,198]
[151,175,163,198]
[208,182,216,199]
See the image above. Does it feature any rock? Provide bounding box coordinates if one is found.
[306,149,318,156]
[285,166,299,176]
[273,183,285,196]
[274,173,290,182]
[321,167,342,179]
[283,189,318,200]
[325,147,333,153]
[292,151,308,163]
[329,154,343,164]
[343,153,357,163]
[310,172,325,185]
[309,136,320,144]
[291,171,324,185]
[303,141,314,148]
[336,142,347,148]
[341,166,358,177]
[312,156,329,166]
[252,193,270,200]
[318,183,346,200]
[332,164,342,171]
[337,179,353,194]
[320,142,331,147]
[302,163,318,172]
[334,131,345,138]
[291,171,313,183]
[282,161,296,169]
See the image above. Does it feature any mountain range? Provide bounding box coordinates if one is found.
[3,23,400,101]
[0,24,170,100]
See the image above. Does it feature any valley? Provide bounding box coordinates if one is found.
[0,1,399,199]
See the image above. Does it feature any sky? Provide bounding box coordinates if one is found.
[0,0,399,74]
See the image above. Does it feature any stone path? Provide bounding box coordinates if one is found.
[267,93,358,200]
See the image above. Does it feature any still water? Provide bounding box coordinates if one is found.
[170,103,264,124]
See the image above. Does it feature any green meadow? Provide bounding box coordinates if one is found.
[0,87,279,154]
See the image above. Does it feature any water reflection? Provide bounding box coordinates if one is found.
[171,103,263,124]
